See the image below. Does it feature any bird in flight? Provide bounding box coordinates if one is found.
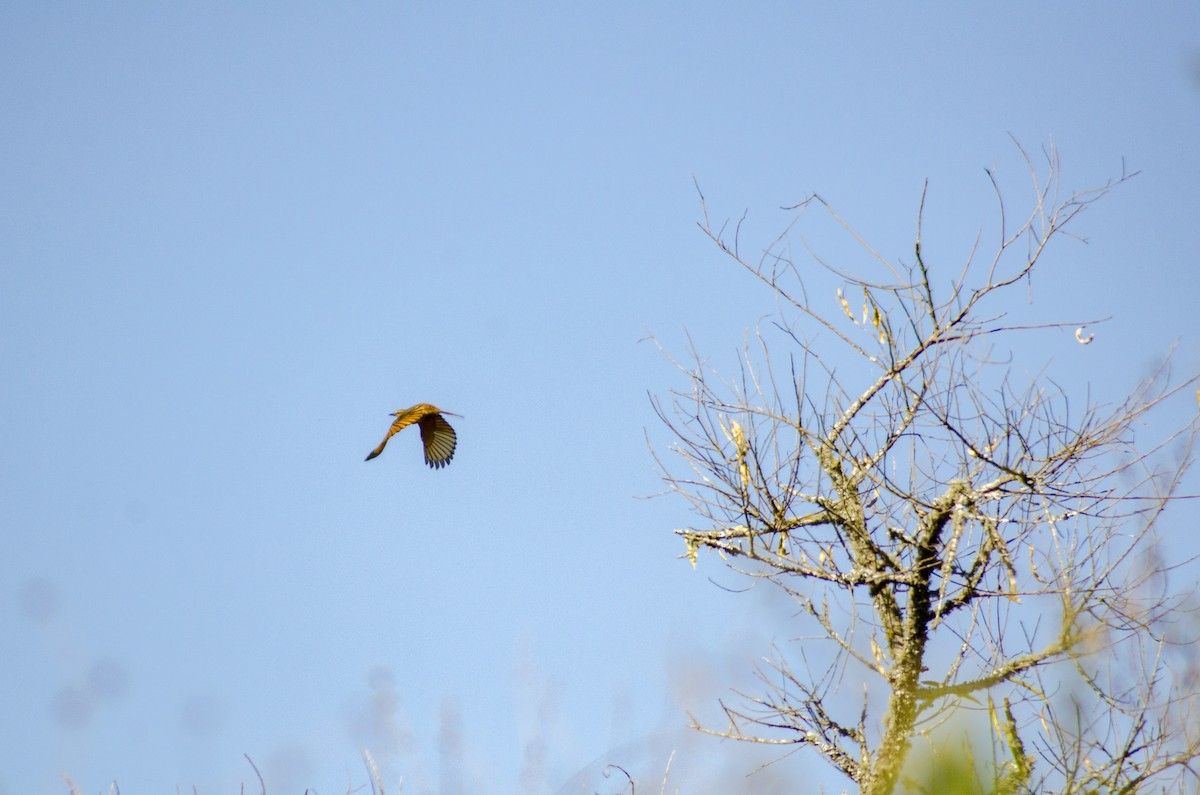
[365,403,460,468]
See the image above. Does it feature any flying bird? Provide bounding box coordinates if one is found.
[365,403,459,468]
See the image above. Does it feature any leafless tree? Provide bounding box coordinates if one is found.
[652,143,1200,794]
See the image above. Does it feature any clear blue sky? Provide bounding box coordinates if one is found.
[3,3,1198,793]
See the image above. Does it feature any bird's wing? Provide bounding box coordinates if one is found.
[418,413,457,469]
[364,406,425,461]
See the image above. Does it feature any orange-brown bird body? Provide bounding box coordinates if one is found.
[365,403,459,468]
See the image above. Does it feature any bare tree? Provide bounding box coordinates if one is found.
[653,143,1200,794]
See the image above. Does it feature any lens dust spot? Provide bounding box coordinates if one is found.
[18,577,59,624]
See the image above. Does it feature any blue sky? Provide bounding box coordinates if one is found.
[2,3,1198,793]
